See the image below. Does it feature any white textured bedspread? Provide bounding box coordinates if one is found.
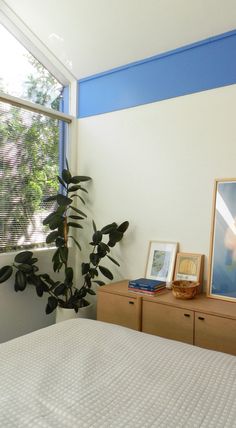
[0,319,236,428]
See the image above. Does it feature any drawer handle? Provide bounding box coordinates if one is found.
[128,301,134,305]
[184,313,190,317]
[198,316,205,321]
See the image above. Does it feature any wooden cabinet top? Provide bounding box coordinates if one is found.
[98,280,236,320]
[98,280,141,299]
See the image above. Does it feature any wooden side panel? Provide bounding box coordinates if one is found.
[195,312,236,355]
[142,301,194,344]
[97,292,141,331]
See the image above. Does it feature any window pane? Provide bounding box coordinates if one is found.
[0,101,67,252]
[0,24,63,111]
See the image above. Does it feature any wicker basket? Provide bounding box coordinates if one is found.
[171,280,200,299]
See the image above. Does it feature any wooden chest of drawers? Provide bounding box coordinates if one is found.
[97,281,236,355]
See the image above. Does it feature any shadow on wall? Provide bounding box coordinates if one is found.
[0,284,55,343]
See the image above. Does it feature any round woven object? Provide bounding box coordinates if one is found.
[171,280,200,299]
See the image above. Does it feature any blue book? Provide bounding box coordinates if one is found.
[129,278,166,290]
[128,285,166,292]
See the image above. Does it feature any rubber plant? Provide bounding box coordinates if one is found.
[0,163,129,314]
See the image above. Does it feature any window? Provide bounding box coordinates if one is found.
[0,24,62,110]
[0,24,71,253]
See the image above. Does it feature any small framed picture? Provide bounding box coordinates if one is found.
[174,252,204,283]
[145,241,178,283]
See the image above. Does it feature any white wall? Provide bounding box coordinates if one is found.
[77,84,236,289]
[2,82,235,343]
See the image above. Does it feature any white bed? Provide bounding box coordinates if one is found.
[0,318,236,427]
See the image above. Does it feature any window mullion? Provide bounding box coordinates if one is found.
[0,91,73,124]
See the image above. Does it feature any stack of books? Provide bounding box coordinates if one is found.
[128,278,166,295]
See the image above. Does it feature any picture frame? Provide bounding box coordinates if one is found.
[145,241,178,283]
[174,252,204,283]
[207,178,236,302]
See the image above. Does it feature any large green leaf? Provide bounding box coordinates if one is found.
[59,247,68,263]
[14,251,33,264]
[101,222,117,234]
[62,169,71,183]
[58,223,64,237]
[52,249,62,272]
[57,175,66,189]
[98,242,110,254]
[90,253,99,266]
[43,211,59,226]
[56,206,67,215]
[93,280,105,286]
[68,185,81,192]
[109,230,123,243]
[53,260,63,273]
[97,247,107,258]
[43,212,59,226]
[70,206,87,217]
[81,263,90,275]
[107,255,120,266]
[27,258,38,265]
[67,222,83,229]
[35,282,44,297]
[69,175,91,183]
[117,221,129,233]
[49,216,64,230]
[65,267,73,283]
[89,268,98,278]
[79,196,85,205]
[0,266,13,283]
[99,266,113,280]
[52,248,60,262]
[54,283,67,296]
[46,231,59,244]
[55,237,65,247]
[92,231,102,244]
[18,263,33,273]
[69,215,84,220]
[57,194,73,206]
[86,289,96,295]
[45,296,58,314]
[14,270,27,291]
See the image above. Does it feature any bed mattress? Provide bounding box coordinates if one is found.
[0,318,236,427]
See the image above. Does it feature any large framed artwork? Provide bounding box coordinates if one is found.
[145,241,178,283]
[207,178,236,301]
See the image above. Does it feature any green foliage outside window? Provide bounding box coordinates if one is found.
[0,57,63,251]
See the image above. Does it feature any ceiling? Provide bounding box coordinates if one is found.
[3,0,236,80]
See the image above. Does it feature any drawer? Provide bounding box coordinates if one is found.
[97,291,141,330]
[142,301,194,344]
[195,312,236,355]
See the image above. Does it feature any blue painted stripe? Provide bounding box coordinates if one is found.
[78,29,236,118]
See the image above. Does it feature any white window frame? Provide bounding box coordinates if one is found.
[0,1,79,255]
